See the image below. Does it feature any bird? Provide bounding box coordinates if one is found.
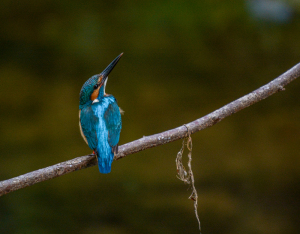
[79,53,123,173]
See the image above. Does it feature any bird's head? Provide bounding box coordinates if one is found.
[79,53,123,109]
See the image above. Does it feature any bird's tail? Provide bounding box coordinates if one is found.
[95,150,114,174]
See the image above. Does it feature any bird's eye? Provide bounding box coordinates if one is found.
[94,84,99,89]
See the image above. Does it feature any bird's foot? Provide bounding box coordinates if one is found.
[88,151,96,156]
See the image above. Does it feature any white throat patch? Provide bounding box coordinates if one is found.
[104,78,108,94]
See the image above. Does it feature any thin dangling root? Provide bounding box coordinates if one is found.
[175,125,201,233]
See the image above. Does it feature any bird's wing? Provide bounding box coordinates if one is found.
[104,101,122,154]
[80,106,99,150]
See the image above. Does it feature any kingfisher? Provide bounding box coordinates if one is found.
[79,53,123,173]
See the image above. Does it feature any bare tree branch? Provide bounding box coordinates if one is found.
[1,63,300,196]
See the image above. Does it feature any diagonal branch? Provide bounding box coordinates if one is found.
[1,63,300,196]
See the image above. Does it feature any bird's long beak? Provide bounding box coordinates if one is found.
[100,53,123,79]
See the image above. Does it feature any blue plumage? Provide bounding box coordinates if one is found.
[79,53,123,173]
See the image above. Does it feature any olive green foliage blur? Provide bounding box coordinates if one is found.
[0,0,300,233]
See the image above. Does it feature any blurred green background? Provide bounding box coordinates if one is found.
[0,0,300,233]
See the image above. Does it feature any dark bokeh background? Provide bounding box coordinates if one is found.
[0,0,300,233]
